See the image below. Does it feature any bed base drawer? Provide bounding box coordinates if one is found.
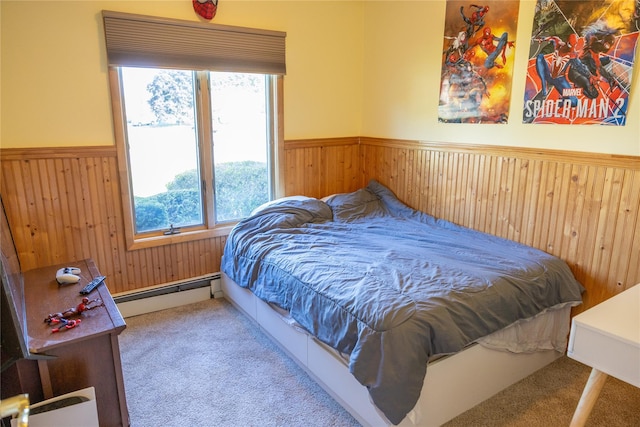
[221,273,564,427]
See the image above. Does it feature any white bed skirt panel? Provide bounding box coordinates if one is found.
[221,272,564,426]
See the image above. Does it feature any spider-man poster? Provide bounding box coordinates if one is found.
[523,0,640,125]
[438,1,520,123]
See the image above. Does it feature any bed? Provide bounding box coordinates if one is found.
[220,179,585,426]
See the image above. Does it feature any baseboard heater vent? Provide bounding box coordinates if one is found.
[114,273,221,304]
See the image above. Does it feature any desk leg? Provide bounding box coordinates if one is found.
[37,360,53,400]
[570,368,608,427]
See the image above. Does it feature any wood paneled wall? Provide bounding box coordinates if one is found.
[284,137,640,314]
[284,137,364,197]
[2,139,639,313]
[0,147,227,295]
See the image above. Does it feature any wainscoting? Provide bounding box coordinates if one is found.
[2,140,638,313]
[0,146,226,295]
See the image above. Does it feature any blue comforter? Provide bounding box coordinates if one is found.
[221,180,584,424]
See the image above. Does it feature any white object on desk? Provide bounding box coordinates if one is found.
[567,283,640,427]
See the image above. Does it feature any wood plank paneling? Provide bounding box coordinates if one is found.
[1,147,226,295]
[283,137,362,197]
[358,138,639,314]
[2,140,638,314]
[283,136,638,311]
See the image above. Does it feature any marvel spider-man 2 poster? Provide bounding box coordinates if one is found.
[523,0,640,125]
[438,1,520,123]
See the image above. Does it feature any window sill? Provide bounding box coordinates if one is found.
[127,224,235,251]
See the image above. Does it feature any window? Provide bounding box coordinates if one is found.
[119,68,275,233]
[103,11,286,247]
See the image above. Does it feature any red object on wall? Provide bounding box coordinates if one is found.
[193,0,218,20]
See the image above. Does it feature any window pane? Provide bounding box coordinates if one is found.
[121,67,204,233]
[210,72,270,222]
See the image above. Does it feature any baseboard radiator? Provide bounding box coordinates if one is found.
[114,273,222,318]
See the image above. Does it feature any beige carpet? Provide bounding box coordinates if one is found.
[119,297,640,426]
[119,297,361,427]
[444,355,640,427]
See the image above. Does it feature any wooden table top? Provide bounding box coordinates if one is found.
[23,259,125,354]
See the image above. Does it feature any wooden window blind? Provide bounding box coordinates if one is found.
[102,10,286,75]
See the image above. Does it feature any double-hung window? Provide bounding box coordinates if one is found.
[103,11,286,248]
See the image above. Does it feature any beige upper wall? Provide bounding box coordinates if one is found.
[1,1,639,155]
[0,1,364,148]
[362,1,640,156]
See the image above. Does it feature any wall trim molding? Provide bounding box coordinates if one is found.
[280,137,639,169]
[284,136,360,150]
[359,138,640,169]
[3,140,637,169]
[0,146,117,160]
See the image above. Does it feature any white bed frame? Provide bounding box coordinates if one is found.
[221,272,562,426]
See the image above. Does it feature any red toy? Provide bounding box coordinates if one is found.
[51,318,81,333]
[44,297,104,332]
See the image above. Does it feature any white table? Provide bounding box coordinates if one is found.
[567,283,640,427]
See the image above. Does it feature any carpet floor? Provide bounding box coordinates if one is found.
[119,297,640,426]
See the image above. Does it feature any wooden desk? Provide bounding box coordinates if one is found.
[21,259,129,427]
[567,283,640,427]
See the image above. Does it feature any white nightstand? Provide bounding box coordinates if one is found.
[567,283,640,427]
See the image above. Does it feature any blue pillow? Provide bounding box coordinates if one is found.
[325,188,386,222]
